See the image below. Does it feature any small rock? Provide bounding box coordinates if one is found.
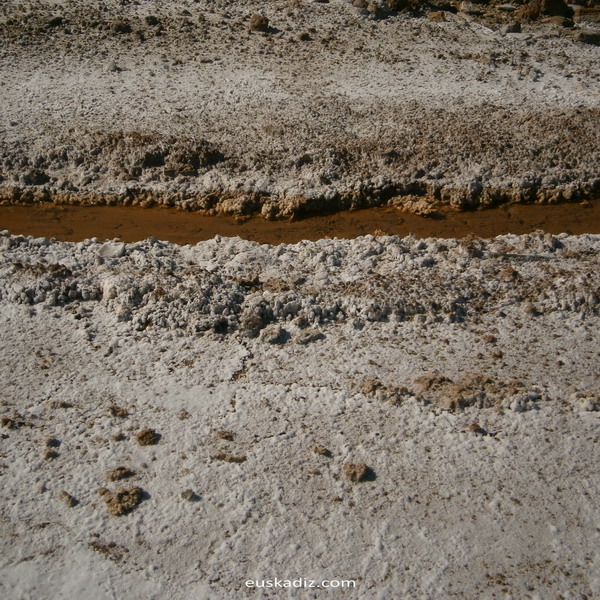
[239,312,265,338]
[22,169,50,186]
[145,15,160,27]
[544,16,573,27]
[98,242,126,259]
[47,16,65,28]
[259,324,288,344]
[387,0,414,10]
[573,7,600,24]
[112,21,132,34]
[214,430,234,441]
[510,397,527,412]
[45,437,61,448]
[516,3,541,21]
[367,1,387,18]
[541,0,571,18]
[459,2,482,15]
[295,330,325,345]
[105,62,122,73]
[109,405,129,418]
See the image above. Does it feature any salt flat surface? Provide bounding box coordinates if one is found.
[2,1,600,598]
[0,231,599,599]
[1,0,599,215]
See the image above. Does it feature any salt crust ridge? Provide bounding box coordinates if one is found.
[1,231,598,334]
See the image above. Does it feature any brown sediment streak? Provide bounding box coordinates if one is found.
[1,199,599,245]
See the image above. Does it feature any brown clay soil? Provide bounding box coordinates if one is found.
[1,200,600,244]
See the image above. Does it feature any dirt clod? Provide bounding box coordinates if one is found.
[105,466,136,482]
[249,14,269,32]
[109,405,129,418]
[181,489,201,501]
[468,423,489,436]
[90,541,129,562]
[135,429,160,445]
[213,450,246,463]
[313,444,332,457]
[343,462,370,483]
[99,486,144,516]
[58,491,78,507]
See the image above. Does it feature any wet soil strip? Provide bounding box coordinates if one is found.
[1,201,600,245]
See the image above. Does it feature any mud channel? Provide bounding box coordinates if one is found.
[1,200,600,245]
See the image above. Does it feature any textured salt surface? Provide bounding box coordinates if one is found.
[2,1,600,598]
[0,231,599,599]
[1,0,600,217]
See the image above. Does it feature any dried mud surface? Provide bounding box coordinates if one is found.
[1,0,600,219]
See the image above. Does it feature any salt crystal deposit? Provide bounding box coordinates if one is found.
[1,1,600,598]
[1,231,599,599]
